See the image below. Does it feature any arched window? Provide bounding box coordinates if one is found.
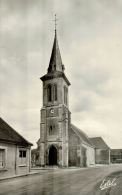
[47,85,52,102]
[64,86,68,105]
[49,125,56,135]
[53,84,57,101]
[49,125,53,134]
[64,86,66,104]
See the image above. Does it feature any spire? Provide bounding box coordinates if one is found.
[48,15,65,73]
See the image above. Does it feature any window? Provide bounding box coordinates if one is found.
[64,86,68,105]
[19,149,27,165]
[49,125,56,135]
[49,125,53,135]
[47,84,58,102]
[53,84,57,101]
[47,85,52,102]
[0,149,5,168]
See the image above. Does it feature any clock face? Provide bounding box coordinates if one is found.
[46,108,58,117]
[50,108,54,114]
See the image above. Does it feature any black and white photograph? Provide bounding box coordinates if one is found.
[0,0,122,194]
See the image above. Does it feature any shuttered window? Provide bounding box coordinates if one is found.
[53,84,57,101]
[64,86,68,105]
[47,85,52,102]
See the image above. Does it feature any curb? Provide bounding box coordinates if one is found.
[1,164,120,181]
[0,171,42,182]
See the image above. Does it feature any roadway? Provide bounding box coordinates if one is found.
[0,164,122,195]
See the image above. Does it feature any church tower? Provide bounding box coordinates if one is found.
[39,28,71,167]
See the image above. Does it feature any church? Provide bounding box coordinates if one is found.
[38,28,95,167]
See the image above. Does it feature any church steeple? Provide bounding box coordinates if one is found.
[40,18,71,167]
[48,30,65,73]
[41,16,70,86]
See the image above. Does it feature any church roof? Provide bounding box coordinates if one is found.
[40,30,70,86]
[41,71,70,86]
[48,30,64,73]
[0,117,32,146]
[71,124,94,147]
[90,137,110,149]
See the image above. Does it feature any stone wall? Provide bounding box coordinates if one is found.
[43,77,69,107]
[68,128,95,167]
[68,127,80,166]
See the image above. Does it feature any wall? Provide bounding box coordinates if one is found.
[68,128,81,166]
[82,143,95,166]
[0,142,31,179]
[40,76,70,167]
[69,128,95,167]
[0,143,15,179]
[95,149,110,164]
[43,77,69,108]
[110,149,122,163]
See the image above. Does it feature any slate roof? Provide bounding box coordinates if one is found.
[90,137,110,149]
[41,71,70,86]
[40,30,70,86]
[111,149,122,155]
[0,117,32,146]
[48,30,64,73]
[71,124,94,147]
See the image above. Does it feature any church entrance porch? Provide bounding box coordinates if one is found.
[49,145,58,165]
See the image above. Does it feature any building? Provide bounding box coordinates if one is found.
[0,117,32,179]
[90,137,110,164]
[110,149,122,163]
[39,29,95,167]
[69,124,95,167]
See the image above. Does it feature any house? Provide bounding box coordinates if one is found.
[90,137,110,164]
[38,28,95,167]
[110,149,122,163]
[0,117,32,179]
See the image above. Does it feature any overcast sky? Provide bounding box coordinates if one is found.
[0,0,122,148]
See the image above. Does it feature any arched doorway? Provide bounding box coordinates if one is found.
[49,145,57,165]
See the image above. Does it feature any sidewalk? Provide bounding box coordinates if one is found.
[0,166,85,181]
[0,166,63,181]
[0,169,43,181]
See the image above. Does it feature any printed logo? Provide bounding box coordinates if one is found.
[100,178,117,191]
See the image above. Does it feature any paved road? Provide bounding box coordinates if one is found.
[0,165,122,195]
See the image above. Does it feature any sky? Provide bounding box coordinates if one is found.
[0,0,122,148]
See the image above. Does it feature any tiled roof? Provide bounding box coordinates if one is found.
[0,117,32,146]
[90,137,110,149]
[71,124,94,147]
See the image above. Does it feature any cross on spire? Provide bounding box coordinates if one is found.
[53,14,58,32]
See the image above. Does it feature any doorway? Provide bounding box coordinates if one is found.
[82,147,87,167]
[49,145,57,165]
